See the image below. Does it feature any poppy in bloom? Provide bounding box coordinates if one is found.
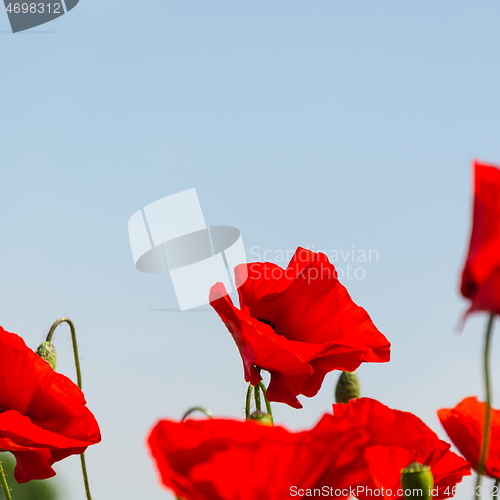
[332,398,471,500]
[148,413,371,500]
[209,247,390,408]
[438,396,500,479]
[461,160,500,316]
[0,326,101,483]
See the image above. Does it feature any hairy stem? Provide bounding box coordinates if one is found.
[245,384,253,419]
[181,407,213,422]
[46,318,82,389]
[258,383,274,424]
[0,461,12,500]
[476,314,495,500]
[47,318,92,500]
[254,383,262,411]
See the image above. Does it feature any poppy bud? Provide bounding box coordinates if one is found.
[400,462,434,500]
[247,411,274,426]
[36,341,57,370]
[335,371,360,404]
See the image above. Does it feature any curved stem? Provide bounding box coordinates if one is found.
[245,384,253,419]
[476,313,495,500]
[47,318,91,500]
[0,461,12,500]
[254,383,262,412]
[46,318,82,389]
[181,407,213,422]
[258,383,274,424]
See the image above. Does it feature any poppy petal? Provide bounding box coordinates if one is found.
[211,248,391,407]
[438,396,500,479]
[0,326,100,482]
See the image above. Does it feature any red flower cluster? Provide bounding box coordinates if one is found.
[438,397,500,480]
[148,413,371,500]
[332,398,471,500]
[0,326,101,483]
[148,399,470,500]
[210,247,391,408]
[461,160,500,315]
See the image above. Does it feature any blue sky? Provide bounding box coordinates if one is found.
[1,1,500,498]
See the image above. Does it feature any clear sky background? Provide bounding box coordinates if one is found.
[1,1,500,498]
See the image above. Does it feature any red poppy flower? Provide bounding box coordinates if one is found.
[332,398,471,500]
[148,413,371,500]
[461,160,500,315]
[438,396,500,479]
[0,326,101,483]
[209,247,390,408]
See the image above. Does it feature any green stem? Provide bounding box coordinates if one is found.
[46,318,92,500]
[258,383,273,420]
[181,407,213,421]
[476,313,495,500]
[79,454,92,500]
[254,383,262,411]
[245,384,253,419]
[245,383,274,423]
[46,318,82,389]
[0,461,12,500]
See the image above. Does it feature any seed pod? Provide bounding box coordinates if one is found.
[247,411,274,426]
[401,462,434,500]
[335,371,360,404]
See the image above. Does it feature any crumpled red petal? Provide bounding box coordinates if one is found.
[438,396,500,479]
[333,398,470,500]
[0,326,101,482]
[210,283,324,408]
[148,414,371,500]
[461,160,500,316]
[210,247,390,408]
[365,446,471,500]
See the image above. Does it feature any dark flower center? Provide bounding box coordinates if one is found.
[257,318,282,335]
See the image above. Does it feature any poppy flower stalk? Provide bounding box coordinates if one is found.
[254,382,262,411]
[44,318,93,500]
[181,407,213,422]
[476,314,496,498]
[245,384,253,418]
[245,383,273,424]
[0,459,12,500]
[259,383,273,417]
